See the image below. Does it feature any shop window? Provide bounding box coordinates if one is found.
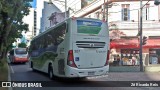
[149,49,160,64]
[121,49,140,66]
[109,49,140,66]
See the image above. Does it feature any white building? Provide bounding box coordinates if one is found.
[40,1,61,33]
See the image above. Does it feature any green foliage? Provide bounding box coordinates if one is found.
[18,43,27,48]
[0,0,31,59]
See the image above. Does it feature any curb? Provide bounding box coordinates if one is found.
[109,66,140,72]
[109,65,160,72]
[7,58,12,90]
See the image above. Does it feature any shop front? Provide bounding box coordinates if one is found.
[110,38,160,67]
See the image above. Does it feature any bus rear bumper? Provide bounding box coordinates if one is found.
[13,59,28,63]
[65,65,109,78]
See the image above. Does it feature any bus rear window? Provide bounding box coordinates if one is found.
[15,49,27,54]
[77,20,102,34]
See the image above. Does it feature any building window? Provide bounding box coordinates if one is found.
[121,4,130,21]
[143,4,149,20]
[149,49,160,64]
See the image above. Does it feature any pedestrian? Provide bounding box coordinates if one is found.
[117,55,120,65]
[132,55,137,65]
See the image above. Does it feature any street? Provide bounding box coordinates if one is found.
[8,62,160,90]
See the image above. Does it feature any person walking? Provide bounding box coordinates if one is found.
[117,55,121,65]
[132,55,137,65]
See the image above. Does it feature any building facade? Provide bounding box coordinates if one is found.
[48,12,65,27]
[70,0,160,70]
[40,1,61,33]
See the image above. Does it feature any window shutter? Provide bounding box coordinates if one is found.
[128,9,130,21]
[122,9,124,21]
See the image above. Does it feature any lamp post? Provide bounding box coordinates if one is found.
[64,0,67,19]
[107,0,109,22]
[139,0,143,71]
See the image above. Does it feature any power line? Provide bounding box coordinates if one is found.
[67,0,78,7]
[59,0,80,12]
[69,0,81,8]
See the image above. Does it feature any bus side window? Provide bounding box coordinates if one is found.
[66,22,68,33]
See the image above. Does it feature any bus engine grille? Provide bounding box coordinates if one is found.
[76,41,106,48]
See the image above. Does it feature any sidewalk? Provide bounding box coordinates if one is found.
[105,72,160,81]
[109,65,160,72]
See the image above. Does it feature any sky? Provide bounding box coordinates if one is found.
[30,0,37,8]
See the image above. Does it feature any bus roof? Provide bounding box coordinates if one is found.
[31,17,103,42]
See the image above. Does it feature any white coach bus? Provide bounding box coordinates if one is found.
[29,17,110,79]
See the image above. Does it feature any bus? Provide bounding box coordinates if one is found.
[29,17,110,79]
[9,48,29,64]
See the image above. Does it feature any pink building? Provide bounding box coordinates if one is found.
[48,12,65,27]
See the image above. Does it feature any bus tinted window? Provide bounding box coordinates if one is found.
[77,20,102,34]
[44,23,66,47]
[30,22,66,56]
[15,49,27,54]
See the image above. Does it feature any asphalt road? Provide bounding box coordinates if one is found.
[9,62,160,90]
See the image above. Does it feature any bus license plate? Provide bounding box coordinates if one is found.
[88,71,95,76]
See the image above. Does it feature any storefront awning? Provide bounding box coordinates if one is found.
[110,39,160,49]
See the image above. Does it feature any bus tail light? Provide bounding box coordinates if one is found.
[105,50,110,66]
[67,50,77,68]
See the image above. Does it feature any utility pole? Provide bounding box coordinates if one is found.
[65,0,67,19]
[139,0,143,71]
[106,0,108,22]
[103,0,106,21]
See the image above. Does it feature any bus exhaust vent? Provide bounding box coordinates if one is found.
[76,41,106,48]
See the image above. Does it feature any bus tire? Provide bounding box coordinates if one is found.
[48,66,54,79]
[31,62,35,71]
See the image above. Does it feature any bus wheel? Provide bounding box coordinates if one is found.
[48,67,54,79]
[31,62,35,71]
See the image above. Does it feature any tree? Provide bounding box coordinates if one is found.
[0,0,31,60]
[18,43,27,48]
[109,23,126,40]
